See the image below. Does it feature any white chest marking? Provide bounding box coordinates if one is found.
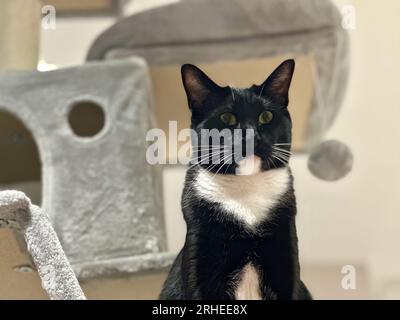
[235,263,262,300]
[194,167,290,227]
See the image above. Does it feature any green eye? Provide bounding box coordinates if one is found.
[220,112,237,126]
[259,111,273,125]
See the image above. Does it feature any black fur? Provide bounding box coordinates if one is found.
[160,60,312,300]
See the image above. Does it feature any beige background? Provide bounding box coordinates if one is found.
[0,0,41,70]
[43,0,115,13]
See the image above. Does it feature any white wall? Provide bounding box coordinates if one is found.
[294,0,400,295]
[40,17,115,66]
[326,0,400,295]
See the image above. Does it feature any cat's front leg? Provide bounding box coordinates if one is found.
[180,247,204,300]
[180,233,236,300]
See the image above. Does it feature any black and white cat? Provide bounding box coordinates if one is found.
[160,60,312,300]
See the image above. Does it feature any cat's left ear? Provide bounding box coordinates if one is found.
[259,59,295,107]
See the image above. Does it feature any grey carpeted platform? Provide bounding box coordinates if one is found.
[0,190,85,300]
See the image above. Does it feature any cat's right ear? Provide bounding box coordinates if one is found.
[259,59,295,107]
[181,64,221,110]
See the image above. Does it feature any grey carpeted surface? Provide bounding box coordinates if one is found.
[0,190,86,300]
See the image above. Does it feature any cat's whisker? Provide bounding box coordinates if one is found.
[272,149,290,159]
[191,150,224,160]
[209,152,234,183]
[267,156,276,169]
[188,148,233,169]
[271,150,290,161]
[213,159,230,177]
[191,146,230,156]
[271,153,289,165]
[192,148,228,155]
[272,146,291,153]
[265,156,271,169]
[188,151,226,170]
[272,151,290,162]
[273,151,291,159]
[191,149,227,158]
[188,157,221,170]
[223,160,232,174]
[210,152,234,171]
[270,154,287,166]
[272,148,291,159]
[273,147,291,153]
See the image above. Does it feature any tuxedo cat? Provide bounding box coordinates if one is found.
[160,60,312,300]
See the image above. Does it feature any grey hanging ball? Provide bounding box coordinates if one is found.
[308,140,354,181]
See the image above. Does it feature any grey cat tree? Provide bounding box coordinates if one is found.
[88,0,350,150]
[88,0,353,180]
[0,58,175,299]
[0,190,85,300]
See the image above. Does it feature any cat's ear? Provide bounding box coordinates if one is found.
[259,59,295,106]
[181,64,222,109]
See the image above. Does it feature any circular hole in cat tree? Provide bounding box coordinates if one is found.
[0,110,42,205]
[68,101,105,138]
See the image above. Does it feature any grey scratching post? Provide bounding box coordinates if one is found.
[0,190,86,300]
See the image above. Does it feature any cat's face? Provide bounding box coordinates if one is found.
[181,60,295,175]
